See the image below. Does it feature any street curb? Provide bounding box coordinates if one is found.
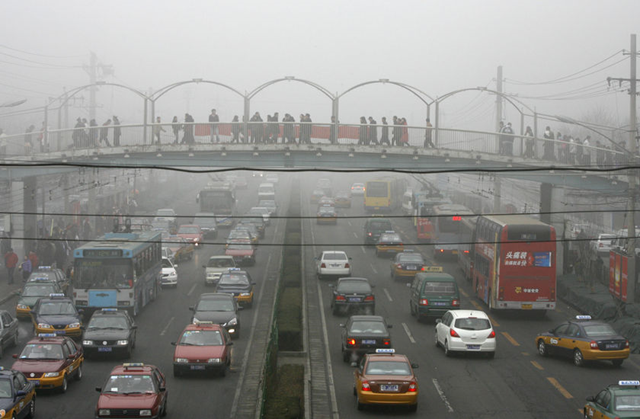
[0,289,20,305]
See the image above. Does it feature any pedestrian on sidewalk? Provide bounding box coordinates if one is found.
[28,249,38,270]
[4,247,18,285]
[19,255,32,281]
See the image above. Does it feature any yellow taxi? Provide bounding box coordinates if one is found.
[390,250,425,281]
[584,380,640,418]
[353,349,419,412]
[166,235,194,262]
[317,205,338,225]
[11,334,84,393]
[0,367,36,418]
[334,191,352,208]
[31,294,83,338]
[536,315,630,367]
[375,231,404,257]
[215,269,256,308]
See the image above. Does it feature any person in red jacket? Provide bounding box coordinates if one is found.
[28,250,38,270]
[4,248,18,285]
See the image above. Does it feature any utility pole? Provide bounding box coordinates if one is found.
[496,65,503,151]
[607,34,638,302]
[88,52,97,122]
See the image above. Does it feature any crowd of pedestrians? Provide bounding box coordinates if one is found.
[70,116,121,148]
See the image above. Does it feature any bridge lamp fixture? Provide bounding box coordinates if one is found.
[316,148,323,157]
[156,153,162,157]
[192,78,203,83]
[507,158,512,168]
[412,150,419,160]
[285,76,295,80]
[348,148,355,158]
[189,153,195,157]
[253,146,259,156]
[444,153,450,163]
[95,81,106,86]
[381,149,387,159]
[124,154,130,158]
[379,78,390,83]
[284,146,291,157]
[220,147,227,157]
[612,179,618,185]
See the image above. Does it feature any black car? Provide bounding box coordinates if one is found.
[0,367,36,419]
[238,217,265,238]
[0,310,19,358]
[215,270,256,308]
[329,278,375,316]
[340,315,392,363]
[190,293,242,338]
[31,294,83,338]
[82,308,137,358]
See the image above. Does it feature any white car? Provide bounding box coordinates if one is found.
[155,208,177,225]
[258,200,278,216]
[351,183,365,196]
[203,255,236,285]
[266,173,279,184]
[258,182,276,201]
[162,247,175,264]
[161,257,178,288]
[435,310,496,358]
[316,251,352,280]
[249,207,271,225]
[590,233,617,255]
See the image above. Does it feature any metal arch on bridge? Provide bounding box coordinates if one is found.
[45,82,150,148]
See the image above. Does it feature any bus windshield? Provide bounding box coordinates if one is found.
[74,259,134,289]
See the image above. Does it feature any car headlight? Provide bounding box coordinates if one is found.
[98,409,111,416]
[68,323,80,329]
[227,318,238,326]
[207,358,221,363]
[240,292,250,296]
[175,358,188,363]
[17,304,29,310]
[117,340,128,346]
[82,340,94,346]
[44,372,60,377]
[140,410,152,417]
[38,323,52,329]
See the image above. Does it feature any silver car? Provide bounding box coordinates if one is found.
[0,310,19,358]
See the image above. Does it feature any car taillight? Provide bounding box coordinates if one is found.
[419,299,428,306]
[320,263,326,268]
[590,341,598,349]
[397,264,402,269]
[599,243,603,248]
[368,232,372,236]
[439,249,444,253]
[450,329,460,338]
[399,243,403,247]
[364,295,375,302]
[499,287,504,301]
[361,381,371,391]
[347,338,356,347]
[383,339,391,346]
[626,340,630,348]
[408,382,417,392]
[488,330,496,338]
[550,287,556,302]
[73,291,77,298]
[336,295,346,301]
[452,299,460,307]
[345,263,350,268]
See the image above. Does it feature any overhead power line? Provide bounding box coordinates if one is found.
[0,44,84,59]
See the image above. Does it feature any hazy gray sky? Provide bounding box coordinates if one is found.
[1,0,638,131]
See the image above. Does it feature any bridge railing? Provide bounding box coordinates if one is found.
[0,122,626,168]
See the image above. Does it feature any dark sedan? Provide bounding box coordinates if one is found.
[329,278,375,316]
[190,293,242,338]
[340,315,392,363]
[82,308,137,358]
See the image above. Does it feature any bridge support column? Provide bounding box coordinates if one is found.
[540,182,564,275]
[493,176,501,213]
[243,97,250,141]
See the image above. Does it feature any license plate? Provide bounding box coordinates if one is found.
[380,385,398,392]
[32,380,40,385]
[467,345,480,350]
[606,344,619,349]
[452,250,458,254]
[362,340,376,345]
[433,302,447,306]
[331,264,340,268]
[521,304,533,310]
[407,265,417,270]
[190,365,206,370]
[348,297,362,303]
[98,347,112,352]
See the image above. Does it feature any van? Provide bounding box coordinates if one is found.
[363,217,393,245]
[258,182,276,201]
[409,268,460,320]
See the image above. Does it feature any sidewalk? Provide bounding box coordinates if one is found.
[558,274,640,353]
[0,269,23,305]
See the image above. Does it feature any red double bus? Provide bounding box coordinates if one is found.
[413,196,451,242]
[472,215,556,312]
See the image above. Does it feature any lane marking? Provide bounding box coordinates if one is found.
[432,379,454,413]
[383,288,393,302]
[628,359,640,371]
[401,322,417,344]
[186,282,197,296]
[459,288,469,298]
[521,352,530,356]
[353,232,358,238]
[547,377,573,399]
[371,266,378,274]
[501,332,520,347]
[347,221,352,227]
[160,316,174,336]
[530,360,544,370]
[360,246,366,254]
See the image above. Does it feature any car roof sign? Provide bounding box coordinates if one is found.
[375,348,395,354]
[49,293,65,298]
[101,308,118,312]
[576,315,592,321]
[38,333,58,338]
[619,380,640,386]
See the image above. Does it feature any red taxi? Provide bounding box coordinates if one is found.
[177,224,204,248]
[95,363,168,418]
[11,333,84,393]
[225,241,256,266]
[172,322,233,377]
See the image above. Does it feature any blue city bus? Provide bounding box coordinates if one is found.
[72,231,162,316]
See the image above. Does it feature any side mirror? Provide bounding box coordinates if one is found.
[228,342,234,346]
[12,354,18,359]
[350,362,358,368]
[238,306,244,311]
[252,282,257,285]
[339,324,345,328]
[95,387,102,392]
[586,396,595,402]
[435,319,442,324]
[202,265,206,269]
[170,342,176,346]
[411,363,419,369]
[159,387,166,392]
[406,283,411,287]
[548,329,554,334]
[174,265,178,268]
[131,325,138,330]
[349,257,353,260]
[80,326,85,330]
[387,324,393,328]
[68,354,76,360]
[15,390,27,397]
[189,306,195,311]
[328,284,335,288]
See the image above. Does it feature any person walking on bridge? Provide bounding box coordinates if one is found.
[24,124,35,154]
[230,115,241,143]
[99,119,112,147]
[171,116,181,144]
[357,116,368,145]
[391,116,400,146]
[423,118,435,148]
[380,117,390,146]
[209,109,220,143]
[153,116,166,144]
[182,113,195,144]
[113,116,121,147]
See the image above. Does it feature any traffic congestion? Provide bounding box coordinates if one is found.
[0,170,639,418]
